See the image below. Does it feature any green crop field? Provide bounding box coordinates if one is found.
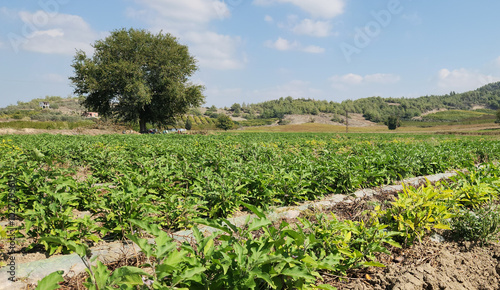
[2,133,500,289]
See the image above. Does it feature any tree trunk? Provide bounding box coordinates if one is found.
[139,118,147,133]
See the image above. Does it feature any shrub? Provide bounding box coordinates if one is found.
[386,115,401,130]
[278,118,291,125]
[375,182,454,245]
[450,204,500,246]
[216,114,234,131]
[185,118,192,130]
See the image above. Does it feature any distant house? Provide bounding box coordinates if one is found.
[39,102,50,109]
[83,112,99,118]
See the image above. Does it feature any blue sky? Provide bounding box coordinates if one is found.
[1,0,500,108]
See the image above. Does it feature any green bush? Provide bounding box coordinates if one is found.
[451,204,500,245]
[216,114,234,131]
[385,115,401,130]
[376,182,454,245]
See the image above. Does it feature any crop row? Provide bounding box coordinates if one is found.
[36,161,500,289]
[0,134,499,254]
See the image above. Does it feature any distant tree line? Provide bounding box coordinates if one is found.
[219,82,500,123]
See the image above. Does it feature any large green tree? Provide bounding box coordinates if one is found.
[70,28,205,132]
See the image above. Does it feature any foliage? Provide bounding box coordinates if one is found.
[70,28,205,132]
[496,109,500,123]
[224,81,500,123]
[376,181,455,245]
[185,118,192,130]
[450,204,500,246]
[385,115,401,130]
[301,213,400,275]
[447,166,500,208]
[21,176,102,254]
[35,270,65,290]
[14,140,500,288]
[2,134,500,258]
[216,114,234,131]
[278,118,291,125]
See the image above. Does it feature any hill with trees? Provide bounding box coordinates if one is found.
[2,82,500,130]
[229,82,500,124]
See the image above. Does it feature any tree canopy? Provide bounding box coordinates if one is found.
[216,114,234,131]
[70,28,205,132]
[219,82,500,124]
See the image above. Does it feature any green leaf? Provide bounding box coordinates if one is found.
[240,202,267,219]
[360,261,386,267]
[281,267,315,281]
[248,218,272,232]
[92,261,111,289]
[315,284,338,290]
[433,223,451,230]
[36,271,65,290]
[203,238,214,257]
[109,266,149,285]
[249,269,275,288]
[171,266,206,286]
[194,219,232,235]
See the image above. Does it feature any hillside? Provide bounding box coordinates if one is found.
[227,82,500,124]
[2,82,500,130]
[0,96,86,121]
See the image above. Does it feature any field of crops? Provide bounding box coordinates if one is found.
[2,133,500,288]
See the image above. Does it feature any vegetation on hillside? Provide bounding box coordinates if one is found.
[3,82,500,130]
[222,82,500,124]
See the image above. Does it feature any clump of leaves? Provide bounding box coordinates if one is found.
[449,170,499,209]
[375,181,455,245]
[22,177,101,255]
[301,213,400,276]
[450,204,500,246]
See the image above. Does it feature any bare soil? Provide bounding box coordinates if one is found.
[282,113,378,127]
[412,109,448,120]
[316,193,500,289]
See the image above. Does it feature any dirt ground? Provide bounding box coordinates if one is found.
[282,113,379,127]
[320,192,500,290]
[332,238,500,290]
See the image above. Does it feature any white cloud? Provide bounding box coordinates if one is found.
[265,37,325,53]
[253,0,345,19]
[330,73,401,89]
[127,0,246,70]
[131,0,230,26]
[13,11,99,55]
[364,73,401,84]
[184,31,246,70]
[264,15,273,22]
[292,19,332,37]
[437,68,500,92]
[265,37,299,51]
